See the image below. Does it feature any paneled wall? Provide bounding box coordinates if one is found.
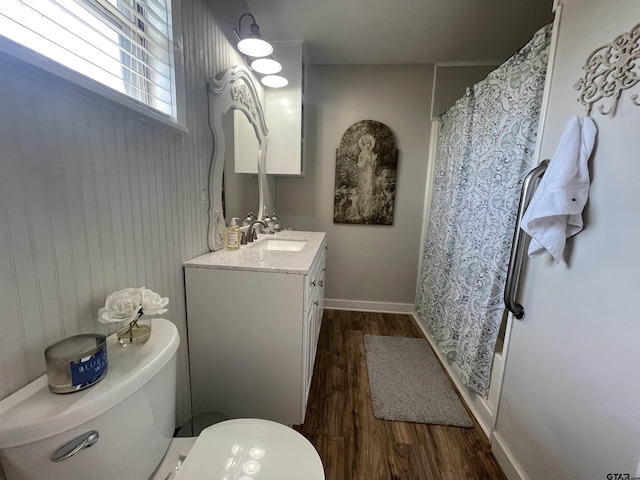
[0,0,255,425]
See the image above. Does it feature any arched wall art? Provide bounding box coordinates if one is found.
[333,120,398,225]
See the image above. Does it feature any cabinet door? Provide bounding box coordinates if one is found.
[302,305,317,414]
[186,267,305,424]
[318,245,326,315]
[300,240,326,418]
[304,245,324,311]
[265,41,305,175]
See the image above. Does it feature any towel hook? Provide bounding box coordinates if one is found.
[574,22,640,117]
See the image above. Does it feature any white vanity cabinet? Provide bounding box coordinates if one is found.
[184,232,326,425]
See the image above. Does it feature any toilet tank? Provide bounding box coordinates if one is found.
[0,319,180,480]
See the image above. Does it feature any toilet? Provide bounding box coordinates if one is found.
[0,319,324,480]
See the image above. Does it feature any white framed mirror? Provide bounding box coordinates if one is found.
[206,66,268,251]
[221,109,259,226]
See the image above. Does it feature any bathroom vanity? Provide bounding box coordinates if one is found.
[184,231,326,425]
[193,66,323,424]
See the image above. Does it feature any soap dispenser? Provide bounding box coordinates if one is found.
[226,217,241,250]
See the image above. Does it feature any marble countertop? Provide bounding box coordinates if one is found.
[183,231,326,274]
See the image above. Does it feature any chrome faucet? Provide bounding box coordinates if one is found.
[246,219,269,243]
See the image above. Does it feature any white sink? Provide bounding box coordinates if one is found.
[249,238,308,252]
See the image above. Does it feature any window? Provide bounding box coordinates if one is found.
[0,0,178,120]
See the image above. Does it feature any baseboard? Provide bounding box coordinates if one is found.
[324,299,414,314]
[411,312,494,439]
[491,431,529,480]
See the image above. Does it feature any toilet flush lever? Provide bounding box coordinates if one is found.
[51,430,99,462]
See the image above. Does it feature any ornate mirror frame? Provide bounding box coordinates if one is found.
[207,66,268,251]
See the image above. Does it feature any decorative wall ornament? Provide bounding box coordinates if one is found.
[231,84,257,119]
[333,120,397,225]
[575,22,640,116]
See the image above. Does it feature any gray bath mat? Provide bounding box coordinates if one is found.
[364,335,473,427]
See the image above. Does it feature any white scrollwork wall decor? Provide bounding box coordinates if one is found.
[574,22,640,116]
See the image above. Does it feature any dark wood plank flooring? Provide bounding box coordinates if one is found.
[294,309,507,480]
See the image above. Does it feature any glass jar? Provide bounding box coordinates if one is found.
[45,334,108,393]
[116,318,152,347]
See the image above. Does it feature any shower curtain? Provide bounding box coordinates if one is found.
[416,25,552,396]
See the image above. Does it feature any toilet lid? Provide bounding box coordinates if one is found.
[175,418,324,480]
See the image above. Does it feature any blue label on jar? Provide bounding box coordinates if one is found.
[70,347,108,389]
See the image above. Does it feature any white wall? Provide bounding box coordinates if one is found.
[0,0,259,426]
[494,2,640,478]
[431,64,498,118]
[276,64,433,306]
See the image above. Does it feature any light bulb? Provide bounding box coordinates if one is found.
[261,75,288,88]
[251,58,282,75]
[238,38,273,57]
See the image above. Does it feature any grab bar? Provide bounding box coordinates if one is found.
[504,159,549,320]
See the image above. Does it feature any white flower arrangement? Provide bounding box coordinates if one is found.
[98,287,169,325]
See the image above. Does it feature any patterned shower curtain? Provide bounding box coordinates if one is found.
[416,25,552,397]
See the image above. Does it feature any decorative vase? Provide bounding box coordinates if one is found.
[116,318,152,347]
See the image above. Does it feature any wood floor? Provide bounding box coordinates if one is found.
[294,309,507,480]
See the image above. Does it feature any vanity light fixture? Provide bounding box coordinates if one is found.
[234,13,273,57]
[234,13,288,88]
[250,57,283,75]
[261,75,288,88]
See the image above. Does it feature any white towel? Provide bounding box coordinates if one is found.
[521,116,597,263]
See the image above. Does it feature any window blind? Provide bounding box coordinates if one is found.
[0,0,176,118]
